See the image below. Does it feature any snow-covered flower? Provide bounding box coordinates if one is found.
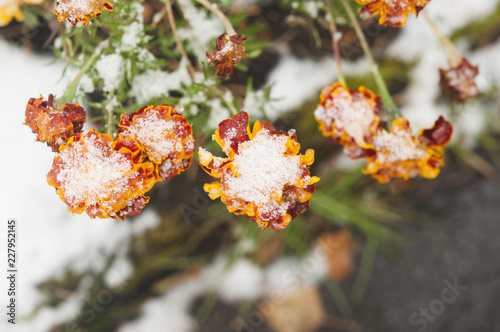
[314,82,381,159]
[47,129,157,220]
[117,104,195,181]
[24,94,86,152]
[356,0,431,27]
[55,0,113,26]
[199,112,320,231]
[439,58,479,104]
[206,33,247,79]
[363,116,453,183]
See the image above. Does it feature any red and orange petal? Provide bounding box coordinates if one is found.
[117,104,195,181]
[363,116,453,183]
[206,33,247,79]
[199,111,319,231]
[46,129,157,220]
[356,0,430,27]
[55,0,113,26]
[439,58,480,104]
[314,82,381,152]
[24,94,86,152]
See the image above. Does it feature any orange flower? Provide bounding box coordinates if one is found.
[117,104,195,181]
[314,83,380,159]
[199,112,320,231]
[439,58,479,104]
[47,129,157,220]
[206,33,247,79]
[24,94,86,152]
[363,116,453,183]
[317,229,357,281]
[0,0,44,27]
[55,0,113,26]
[356,0,431,27]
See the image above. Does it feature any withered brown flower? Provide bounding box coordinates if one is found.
[199,112,319,231]
[24,94,86,152]
[356,0,431,27]
[439,58,479,103]
[206,33,247,79]
[55,0,113,26]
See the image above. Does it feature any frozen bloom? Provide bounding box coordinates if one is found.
[55,0,113,26]
[356,0,431,27]
[0,0,44,27]
[363,116,453,183]
[439,58,479,104]
[206,33,247,79]
[47,129,157,219]
[199,112,320,231]
[24,94,86,152]
[314,82,381,158]
[117,104,195,181]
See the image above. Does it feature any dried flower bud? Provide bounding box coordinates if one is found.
[199,112,319,231]
[206,33,247,79]
[117,104,195,181]
[47,129,157,220]
[55,0,113,26]
[24,94,86,152]
[439,58,479,103]
[356,0,431,27]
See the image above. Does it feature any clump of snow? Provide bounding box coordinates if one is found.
[130,59,192,104]
[122,108,184,162]
[120,21,147,52]
[225,129,302,205]
[373,127,427,164]
[95,53,125,92]
[219,259,264,302]
[206,98,230,129]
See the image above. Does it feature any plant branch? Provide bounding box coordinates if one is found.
[196,0,236,35]
[325,0,346,85]
[422,11,463,68]
[166,0,196,78]
[339,0,401,119]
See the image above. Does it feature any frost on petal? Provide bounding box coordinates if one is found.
[199,111,319,231]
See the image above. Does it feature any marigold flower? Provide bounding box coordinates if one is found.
[363,116,453,183]
[47,129,157,220]
[117,104,195,181]
[356,0,431,27]
[439,58,479,104]
[0,0,44,27]
[314,82,381,158]
[55,0,113,26]
[206,33,247,79]
[24,94,87,152]
[199,112,319,231]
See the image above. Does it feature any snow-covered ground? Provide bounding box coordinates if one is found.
[0,0,499,330]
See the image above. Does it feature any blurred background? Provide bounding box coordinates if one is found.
[1,0,500,331]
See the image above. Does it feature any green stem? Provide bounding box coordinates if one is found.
[350,237,378,303]
[59,40,109,105]
[339,0,401,119]
[325,0,346,85]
